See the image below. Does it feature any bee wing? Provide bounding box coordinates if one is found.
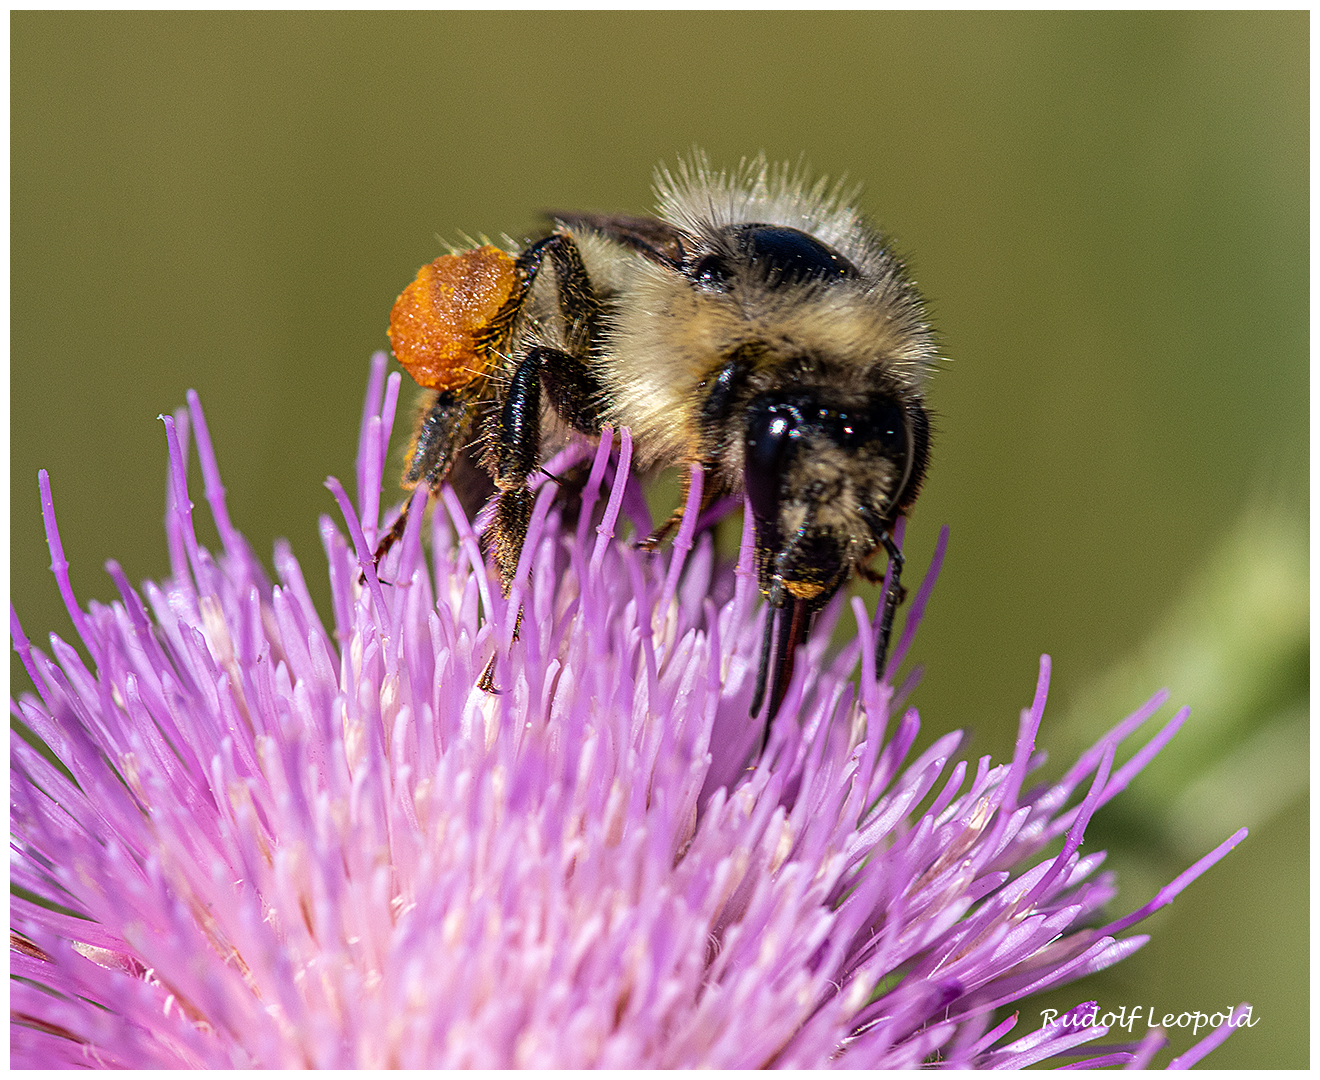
[547,211,689,269]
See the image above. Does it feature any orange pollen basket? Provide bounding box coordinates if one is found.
[387,245,518,391]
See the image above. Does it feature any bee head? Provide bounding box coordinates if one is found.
[742,388,915,611]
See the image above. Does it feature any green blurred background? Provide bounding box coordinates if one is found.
[11,12,1306,1067]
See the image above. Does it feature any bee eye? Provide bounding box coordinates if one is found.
[859,396,907,457]
[812,396,906,456]
[690,226,859,292]
[743,400,804,528]
[738,225,858,284]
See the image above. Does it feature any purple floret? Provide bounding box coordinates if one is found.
[11,353,1248,1068]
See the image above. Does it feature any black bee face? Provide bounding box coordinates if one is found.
[743,389,915,609]
[741,385,926,721]
[653,219,936,727]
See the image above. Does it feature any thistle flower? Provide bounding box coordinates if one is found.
[12,354,1248,1068]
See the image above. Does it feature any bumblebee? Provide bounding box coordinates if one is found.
[383,152,936,734]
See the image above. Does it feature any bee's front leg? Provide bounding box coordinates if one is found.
[874,532,905,681]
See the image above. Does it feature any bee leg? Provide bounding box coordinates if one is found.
[638,464,720,550]
[478,653,499,693]
[483,231,610,588]
[476,351,539,693]
[480,340,608,683]
[639,509,683,551]
[646,348,751,552]
[406,388,486,490]
[369,387,483,578]
[484,345,607,578]
[486,350,545,593]
[874,532,905,682]
[856,561,885,585]
[479,232,609,689]
[368,508,413,583]
[858,552,908,603]
[478,605,525,692]
[540,458,596,531]
[529,234,609,436]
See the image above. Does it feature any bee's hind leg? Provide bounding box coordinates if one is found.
[483,231,609,587]
[480,342,606,692]
[484,342,607,591]
[480,231,610,688]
